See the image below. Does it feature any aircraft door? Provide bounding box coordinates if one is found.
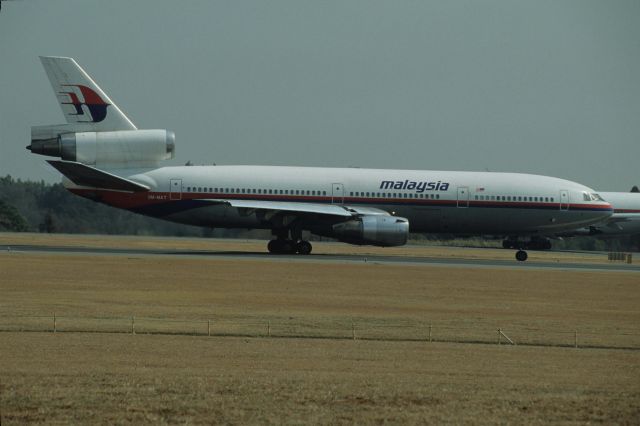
[457,186,469,208]
[170,179,182,200]
[332,183,344,204]
[559,190,569,210]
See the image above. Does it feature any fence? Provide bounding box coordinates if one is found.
[608,252,633,263]
[1,314,639,350]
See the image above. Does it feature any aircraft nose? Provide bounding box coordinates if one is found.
[600,202,614,217]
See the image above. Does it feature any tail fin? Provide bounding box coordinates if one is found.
[39,56,136,131]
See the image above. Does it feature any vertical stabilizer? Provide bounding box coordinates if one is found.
[39,56,137,131]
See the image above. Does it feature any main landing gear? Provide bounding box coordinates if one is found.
[267,239,312,255]
[267,228,312,255]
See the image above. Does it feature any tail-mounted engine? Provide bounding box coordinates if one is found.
[28,126,175,168]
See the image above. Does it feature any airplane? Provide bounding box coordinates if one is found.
[557,189,640,237]
[26,56,613,261]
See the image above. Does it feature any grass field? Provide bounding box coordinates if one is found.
[2,333,639,424]
[0,234,639,424]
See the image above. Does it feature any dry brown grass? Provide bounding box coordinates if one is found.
[1,333,639,424]
[0,236,639,424]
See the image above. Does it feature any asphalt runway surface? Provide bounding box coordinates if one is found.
[2,243,639,273]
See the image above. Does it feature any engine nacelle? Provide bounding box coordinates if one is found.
[28,129,175,167]
[331,215,409,247]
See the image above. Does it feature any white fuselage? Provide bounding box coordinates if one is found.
[68,165,613,237]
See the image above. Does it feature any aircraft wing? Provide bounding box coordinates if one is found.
[47,160,150,192]
[196,198,392,218]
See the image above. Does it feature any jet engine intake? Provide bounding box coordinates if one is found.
[331,215,409,246]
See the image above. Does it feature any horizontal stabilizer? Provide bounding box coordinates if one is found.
[47,160,149,192]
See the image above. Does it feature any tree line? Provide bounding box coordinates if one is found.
[0,175,253,238]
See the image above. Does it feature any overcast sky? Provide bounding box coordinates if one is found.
[1,0,638,190]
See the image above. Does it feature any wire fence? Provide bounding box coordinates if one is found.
[1,314,639,350]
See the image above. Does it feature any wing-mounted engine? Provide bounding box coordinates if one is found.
[329,215,409,247]
[28,127,175,168]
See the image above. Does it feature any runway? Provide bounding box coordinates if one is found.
[2,243,639,273]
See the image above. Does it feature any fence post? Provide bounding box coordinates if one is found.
[574,330,578,348]
[498,328,502,345]
[267,321,271,337]
[352,319,356,340]
[428,324,432,342]
[53,313,56,333]
[207,320,211,337]
[131,316,135,335]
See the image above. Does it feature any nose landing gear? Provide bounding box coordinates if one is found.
[503,236,553,261]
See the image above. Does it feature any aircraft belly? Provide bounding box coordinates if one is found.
[406,206,590,235]
[164,204,263,228]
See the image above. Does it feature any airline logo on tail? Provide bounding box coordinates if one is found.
[59,84,110,123]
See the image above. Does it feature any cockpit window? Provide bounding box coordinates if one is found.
[584,192,604,201]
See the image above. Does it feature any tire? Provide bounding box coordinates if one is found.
[515,250,528,262]
[280,240,295,254]
[296,241,312,255]
[267,240,280,254]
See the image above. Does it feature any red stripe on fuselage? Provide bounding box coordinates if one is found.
[68,189,612,212]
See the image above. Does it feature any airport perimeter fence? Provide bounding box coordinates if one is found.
[0,314,639,350]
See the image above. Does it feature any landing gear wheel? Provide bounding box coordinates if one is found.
[268,239,296,254]
[515,250,528,262]
[280,240,295,254]
[267,240,281,254]
[296,241,312,255]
